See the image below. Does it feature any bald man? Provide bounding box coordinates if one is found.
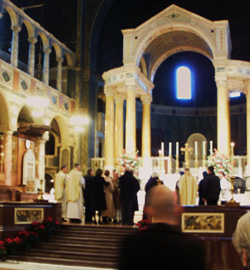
[118,186,205,270]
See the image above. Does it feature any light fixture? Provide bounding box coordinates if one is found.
[230,92,241,98]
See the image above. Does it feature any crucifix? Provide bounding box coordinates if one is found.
[180,143,193,168]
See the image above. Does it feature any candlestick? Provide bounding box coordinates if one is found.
[210,141,213,155]
[176,142,179,156]
[203,141,206,156]
[169,142,172,156]
[195,141,198,156]
[161,142,164,157]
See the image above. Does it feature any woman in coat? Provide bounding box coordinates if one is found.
[92,168,109,224]
[102,170,115,223]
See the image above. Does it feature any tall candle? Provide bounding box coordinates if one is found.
[169,142,172,156]
[176,142,179,156]
[195,141,198,156]
[161,142,164,156]
[203,141,206,156]
[210,141,213,155]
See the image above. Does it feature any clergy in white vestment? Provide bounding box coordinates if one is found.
[178,168,198,205]
[66,164,85,223]
[54,165,68,220]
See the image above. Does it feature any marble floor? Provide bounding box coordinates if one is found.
[0,261,114,270]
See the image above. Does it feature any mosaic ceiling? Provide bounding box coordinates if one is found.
[141,30,213,78]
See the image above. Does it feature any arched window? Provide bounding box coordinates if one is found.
[176,66,191,100]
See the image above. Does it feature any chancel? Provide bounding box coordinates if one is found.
[0,0,250,269]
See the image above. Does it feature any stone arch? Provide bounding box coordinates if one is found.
[21,19,35,40]
[38,31,50,50]
[49,115,69,146]
[0,90,10,130]
[3,5,18,27]
[17,105,34,124]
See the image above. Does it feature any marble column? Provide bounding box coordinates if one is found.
[36,133,48,192]
[104,88,115,170]
[10,25,21,68]
[28,37,37,77]
[125,86,136,155]
[216,80,230,155]
[246,87,250,172]
[43,48,51,85]
[141,94,152,166]
[4,130,13,186]
[114,94,124,162]
[56,57,64,92]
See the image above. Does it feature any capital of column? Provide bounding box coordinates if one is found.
[104,87,115,97]
[56,57,64,64]
[141,94,152,105]
[43,48,52,54]
[11,25,21,33]
[125,84,137,92]
[28,37,38,44]
[215,79,227,87]
[115,94,125,103]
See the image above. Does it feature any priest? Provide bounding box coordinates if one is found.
[54,165,68,221]
[66,164,85,223]
[178,168,198,205]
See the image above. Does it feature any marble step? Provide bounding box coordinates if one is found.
[8,255,118,269]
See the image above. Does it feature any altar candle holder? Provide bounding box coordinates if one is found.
[38,179,44,200]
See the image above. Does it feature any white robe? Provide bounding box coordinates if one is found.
[54,171,67,218]
[66,169,85,220]
[178,173,198,205]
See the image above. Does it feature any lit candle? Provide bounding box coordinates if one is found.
[210,141,213,155]
[231,142,235,156]
[161,142,164,156]
[176,142,179,156]
[203,141,206,156]
[195,141,198,156]
[158,150,162,157]
[169,142,172,156]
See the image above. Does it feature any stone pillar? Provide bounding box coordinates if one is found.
[28,37,37,77]
[141,94,152,167]
[125,86,136,155]
[10,25,21,68]
[43,48,51,85]
[36,132,48,192]
[4,130,13,186]
[104,88,115,170]
[246,87,250,175]
[216,80,230,155]
[56,57,63,92]
[114,94,125,162]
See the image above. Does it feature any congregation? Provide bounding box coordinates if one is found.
[54,164,140,225]
[54,162,230,226]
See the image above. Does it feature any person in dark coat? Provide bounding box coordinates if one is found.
[92,168,109,224]
[202,166,221,205]
[143,172,163,219]
[198,171,208,206]
[119,169,140,225]
[83,168,94,223]
[118,185,205,270]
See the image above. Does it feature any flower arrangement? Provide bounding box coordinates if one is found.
[135,219,152,231]
[0,217,60,260]
[207,148,232,180]
[117,150,140,176]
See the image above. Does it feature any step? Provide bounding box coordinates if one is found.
[38,242,121,252]
[8,255,118,269]
[49,235,121,246]
[18,249,119,262]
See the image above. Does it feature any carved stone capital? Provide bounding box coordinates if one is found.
[215,79,227,87]
[104,86,115,97]
[43,48,52,54]
[56,57,64,63]
[114,94,125,103]
[11,25,21,33]
[141,94,152,105]
[28,37,38,44]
